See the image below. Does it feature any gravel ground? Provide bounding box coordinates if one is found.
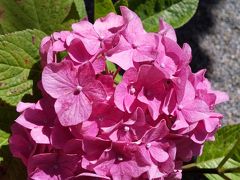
[177,0,240,125]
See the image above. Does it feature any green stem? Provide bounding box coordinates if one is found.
[183,164,240,175]
[113,67,121,80]
[183,167,218,174]
[222,167,240,173]
[182,163,198,170]
[218,173,231,180]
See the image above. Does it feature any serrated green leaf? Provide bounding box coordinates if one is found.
[0,29,46,105]
[128,0,199,31]
[94,0,116,20]
[0,29,46,131]
[184,124,240,180]
[0,0,87,35]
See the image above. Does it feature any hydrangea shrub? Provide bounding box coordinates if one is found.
[9,7,228,179]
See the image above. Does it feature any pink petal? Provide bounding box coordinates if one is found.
[142,120,169,143]
[159,19,177,42]
[190,122,208,144]
[110,160,148,178]
[213,91,229,104]
[72,21,98,39]
[106,36,134,70]
[71,121,99,138]
[204,117,219,133]
[28,153,80,179]
[31,127,51,144]
[63,139,83,154]
[91,55,106,74]
[171,115,189,131]
[52,40,65,52]
[122,67,138,84]
[179,81,195,106]
[114,83,128,111]
[50,126,72,149]
[67,38,93,63]
[148,165,164,179]
[82,137,111,160]
[16,102,35,112]
[55,92,92,126]
[80,37,101,55]
[94,12,124,37]
[73,172,110,180]
[124,93,136,113]
[150,146,169,162]
[147,98,161,120]
[120,7,145,38]
[42,61,77,98]
[77,62,96,86]
[83,81,107,102]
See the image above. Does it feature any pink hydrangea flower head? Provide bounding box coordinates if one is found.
[10,6,229,180]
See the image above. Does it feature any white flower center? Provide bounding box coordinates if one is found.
[178,104,183,110]
[117,156,123,161]
[210,104,214,110]
[129,86,136,95]
[160,63,165,68]
[132,43,138,49]
[99,36,104,41]
[76,85,83,91]
[146,143,151,149]
[124,126,130,132]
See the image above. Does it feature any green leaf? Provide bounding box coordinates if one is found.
[94,0,116,20]
[128,0,199,32]
[114,0,128,14]
[74,0,87,18]
[184,124,240,179]
[0,130,9,163]
[0,29,46,131]
[0,130,9,148]
[0,0,87,35]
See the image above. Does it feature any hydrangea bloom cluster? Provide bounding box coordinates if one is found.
[10,7,228,180]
